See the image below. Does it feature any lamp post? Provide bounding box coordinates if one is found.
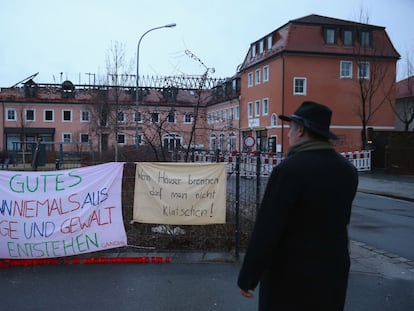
[135,23,176,147]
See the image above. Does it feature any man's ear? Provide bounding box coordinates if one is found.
[298,125,306,137]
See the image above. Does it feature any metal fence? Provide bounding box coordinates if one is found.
[1,145,371,258]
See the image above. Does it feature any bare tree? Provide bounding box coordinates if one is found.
[89,41,134,161]
[353,12,398,149]
[392,52,414,131]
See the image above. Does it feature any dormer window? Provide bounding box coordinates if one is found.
[267,35,272,50]
[324,28,336,45]
[360,30,372,48]
[343,29,353,46]
[251,44,257,58]
[259,40,264,54]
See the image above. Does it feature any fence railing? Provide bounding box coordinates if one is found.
[0,149,371,259]
[175,150,372,175]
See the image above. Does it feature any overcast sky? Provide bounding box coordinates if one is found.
[1,0,413,87]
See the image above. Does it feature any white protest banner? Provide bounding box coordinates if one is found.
[0,162,127,259]
[133,162,227,225]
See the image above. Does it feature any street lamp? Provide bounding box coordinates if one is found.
[135,23,177,147]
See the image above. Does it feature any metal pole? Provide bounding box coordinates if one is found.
[135,23,176,148]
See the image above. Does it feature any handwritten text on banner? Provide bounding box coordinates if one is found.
[133,162,227,225]
[0,163,127,259]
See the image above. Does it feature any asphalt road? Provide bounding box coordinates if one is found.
[350,192,414,261]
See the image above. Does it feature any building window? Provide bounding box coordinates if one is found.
[134,112,142,123]
[81,110,90,122]
[62,110,72,122]
[218,134,225,151]
[263,66,269,82]
[6,108,16,121]
[248,102,253,118]
[62,133,72,143]
[343,30,353,46]
[255,100,260,117]
[117,133,126,144]
[25,109,35,122]
[251,44,257,58]
[248,72,253,87]
[360,31,371,48]
[230,107,234,120]
[228,133,236,152]
[271,113,278,127]
[163,133,182,150]
[294,77,307,95]
[44,110,54,122]
[235,105,240,120]
[325,28,336,44]
[134,134,142,145]
[340,61,353,78]
[255,69,261,85]
[262,98,269,116]
[117,111,126,123]
[167,111,176,123]
[210,134,217,151]
[358,62,370,79]
[184,113,193,124]
[267,35,272,50]
[150,112,160,123]
[80,133,89,143]
[259,40,264,54]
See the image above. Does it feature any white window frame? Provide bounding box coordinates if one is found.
[340,61,353,78]
[117,111,126,123]
[6,108,16,121]
[358,62,370,79]
[134,111,142,124]
[150,112,160,123]
[80,110,90,122]
[267,35,272,50]
[271,113,278,127]
[25,109,36,122]
[248,72,253,87]
[293,77,307,96]
[263,65,269,82]
[235,105,240,120]
[251,45,256,58]
[255,69,261,85]
[262,98,269,116]
[44,109,54,122]
[259,40,264,54]
[62,133,72,143]
[255,100,260,117]
[117,133,126,144]
[62,110,72,122]
[247,102,253,118]
[210,134,217,151]
[183,113,193,124]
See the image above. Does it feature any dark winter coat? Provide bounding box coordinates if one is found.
[238,146,358,310]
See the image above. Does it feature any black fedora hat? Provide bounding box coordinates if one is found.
[279,101,338,140]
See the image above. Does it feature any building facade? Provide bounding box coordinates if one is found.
[238,14,400,153]
[0,14,401,161]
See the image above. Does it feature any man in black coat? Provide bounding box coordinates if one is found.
[238,101,358,310]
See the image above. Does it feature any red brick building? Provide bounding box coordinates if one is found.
[0,14,400,160]
[238,14,400,153]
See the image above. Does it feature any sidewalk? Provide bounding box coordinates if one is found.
[1,171,413,310]
[357,171,414,201]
